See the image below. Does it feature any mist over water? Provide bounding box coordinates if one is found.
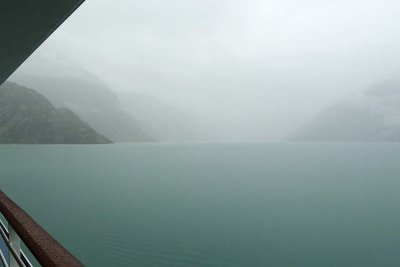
[2,143,400,266]
[3,2,400,266]
[9,0,400,142]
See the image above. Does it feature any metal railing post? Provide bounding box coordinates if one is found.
[8,226,20,267]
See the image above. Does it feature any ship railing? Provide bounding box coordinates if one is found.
[0,191,83,267]
[0,218,33,267]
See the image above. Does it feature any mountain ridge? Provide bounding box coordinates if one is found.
[289,81,400,142]
[0,81,111,144]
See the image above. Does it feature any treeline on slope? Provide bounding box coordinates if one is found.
[0,82,111,144]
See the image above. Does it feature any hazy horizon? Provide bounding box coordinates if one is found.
[10,0,400,142]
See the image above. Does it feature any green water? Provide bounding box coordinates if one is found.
[1,143,400,266]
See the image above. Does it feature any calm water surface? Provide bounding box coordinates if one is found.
[1,143,400,266]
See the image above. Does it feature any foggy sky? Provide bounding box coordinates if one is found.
[13,0,400,141]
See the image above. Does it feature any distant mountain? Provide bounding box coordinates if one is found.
[117,92,221,142]
[10,56,153,142]
[0,82,110,144]
[289,81,400,142]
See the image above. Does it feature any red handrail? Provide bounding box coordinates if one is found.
[0,191,83,267]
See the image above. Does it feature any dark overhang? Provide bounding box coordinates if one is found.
[0,0,85,85]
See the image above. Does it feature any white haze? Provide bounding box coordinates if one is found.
[11,0,400,141]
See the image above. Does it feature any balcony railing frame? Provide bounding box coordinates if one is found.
[0,191,83,267]
[0,218,32,267]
